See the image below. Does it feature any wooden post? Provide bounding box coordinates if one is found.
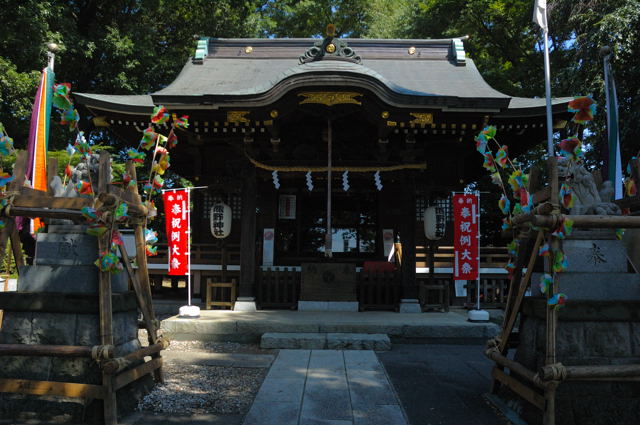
[239,165,257,300]
[125,161,163,384]
[400,171,417,300]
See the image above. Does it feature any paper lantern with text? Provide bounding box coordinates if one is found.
[210,203,232,238]
[424,205,446,240]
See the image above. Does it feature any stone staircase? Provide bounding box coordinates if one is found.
[260,332,391,350]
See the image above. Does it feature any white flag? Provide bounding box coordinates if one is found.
[533,0,548,30]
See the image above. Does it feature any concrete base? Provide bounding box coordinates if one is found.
[233,297,257,312]
[161,309,500,343]
[467,309,490,322]
[178,305,200,318]
[260,332,391,350]
[399,298,422,313]
[297,301,359,311]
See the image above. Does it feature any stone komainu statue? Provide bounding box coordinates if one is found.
[557,157,621,215]
[49,153,105,198]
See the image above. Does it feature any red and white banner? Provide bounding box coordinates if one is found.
[453,193,479,280]
[163,190,189,276]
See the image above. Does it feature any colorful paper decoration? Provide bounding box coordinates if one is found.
[567,96,596,124]
[548,293,568,310]
[76,181,93,195]
[0,134,14,156]
[498,194,510,215]
[519,188,533,213]
[508,169,524,192]
[95,251,123,273]
[151,105,169,124]
[52,83,73,110]
[482,152,496,172]
[81,206,99,221]
[140,127,158,150]
[538,243,550,257]
[553,250,568,273]
[560,183,574,209]
[490,172,502,186]
[475,134,487,154]
[87,223,108,237]
[559,137,583,160]
[172,114,189,129]
[495,146,509,168]
[127,148,146,163]
[0,172,13,188]
[501,217,512,232]
[166,129,178,149]
[615,228,625,240]
[114,203,128,221]
[539,274,553,294]
[507,240,519,256]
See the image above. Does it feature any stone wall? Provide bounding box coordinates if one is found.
[509,298,640,425]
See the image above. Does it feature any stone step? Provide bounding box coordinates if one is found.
[260,332,391,350]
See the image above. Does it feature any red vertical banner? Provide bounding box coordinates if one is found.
[163,190,189,276]
[453,193,479,280]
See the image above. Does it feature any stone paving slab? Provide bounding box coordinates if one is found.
[243,349,408,425]
[261,333,391,350]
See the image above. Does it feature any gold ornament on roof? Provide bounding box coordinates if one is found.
[326,24,336,37]
[244,46,253,54]
[326,43,336,53]
[298,91,363,106]
[226,110,251,124]
[408,46,416,55]
[269,109,279,118]
[381,111,390,119]
[409,112,434,126]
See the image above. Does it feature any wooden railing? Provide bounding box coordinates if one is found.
[358,271,401,311]
[416,245,510,269]
[465,276,510,308]
[147,243,241,265]
[258,267,300,309]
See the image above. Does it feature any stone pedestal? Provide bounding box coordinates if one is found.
[234,296,258,312]
[0,229,150,423]
[398,298,422,313]
[508,232,640,425]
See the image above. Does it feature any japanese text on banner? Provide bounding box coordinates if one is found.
[162,190,189,276]
[453,194,479,280]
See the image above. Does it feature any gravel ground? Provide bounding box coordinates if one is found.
[136,329,271,416]
[136,362,266,415]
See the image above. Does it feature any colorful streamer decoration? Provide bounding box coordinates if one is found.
[81,206,99,221]
[560,183,574,209]
[508,170,524,192]
[172,114,189,129]
[166,129,178,149]
[504,262,515,277]
[95,251,123,273]
[127,148,146,163]
[481,126,497,139]
[507,240,519,256]
[151,105,169,124]
[567,96,596,124]
[0,172,14,188]
[553,250,568,273]
[559,137,583,160]
[552,218,574,240]
[498,194,510,215]
[539,274,553,294]
[501,217,512,232]
[495,146,509,168]
[548,293,568,310]
[490,172,502,187]
[52,83,73,110]
[145,228,158,245]
[0,131,14,156]
[519,188,533,214]
[76,181,93,195]
[615,228,625,240]
[114,203,128,222]
[140,127,159,150]
[87,223,108,237]
[625,179,637,197]
[482,152,496,172]
[538,242,550,257]
[475,134,487,154]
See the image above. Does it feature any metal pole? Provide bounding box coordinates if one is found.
[543,28,554,156]
[476,190,481,311]
[326,119,332,258]
[186,187,191,306]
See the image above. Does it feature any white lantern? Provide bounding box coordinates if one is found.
[210,203,232,238]
[424,205,446,240]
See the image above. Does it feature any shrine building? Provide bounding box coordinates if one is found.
[75,34,571,312]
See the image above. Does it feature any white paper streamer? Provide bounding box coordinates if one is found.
[306,171,314,191]
[342,170,350,191]
[272,170,280,189]
[374,171,383,191]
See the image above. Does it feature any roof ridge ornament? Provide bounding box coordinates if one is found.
[451,37,467,66]
[299,24,362,65]
[193,37,209,64]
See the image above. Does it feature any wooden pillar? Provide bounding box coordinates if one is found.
[400,171,418,300]
[238,165,257,301]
